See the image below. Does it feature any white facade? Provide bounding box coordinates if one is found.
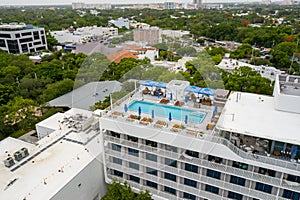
[0,108,106,200]
[101,78,300,200]
[217,58,284,81]
[0,23,47,54]
[72,2,111,10]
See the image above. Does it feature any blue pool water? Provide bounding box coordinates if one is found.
[128,101,206,123]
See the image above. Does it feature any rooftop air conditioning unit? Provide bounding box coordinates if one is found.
[20,147,29,158]
[14,151,23,161]
[4,157,15,168]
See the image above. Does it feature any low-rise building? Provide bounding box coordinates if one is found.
[108,17,130,30]
[0,108,106,200]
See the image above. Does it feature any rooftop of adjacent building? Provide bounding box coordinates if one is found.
[48,81,122,110]
[0,23,41,31]
[217,90,300,146]
[0,108,102,200]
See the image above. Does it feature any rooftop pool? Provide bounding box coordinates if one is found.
[128,101,206,123]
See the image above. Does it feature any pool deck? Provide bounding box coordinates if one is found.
[105,89,220,138]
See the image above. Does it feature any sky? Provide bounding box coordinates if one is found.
[0,0,280,6]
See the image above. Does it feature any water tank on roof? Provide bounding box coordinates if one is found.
[4,157,15,168]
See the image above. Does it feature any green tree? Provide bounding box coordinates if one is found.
[40,78,74,102]
[102,180,151,200]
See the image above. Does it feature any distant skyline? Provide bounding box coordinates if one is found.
[0,0,282,6]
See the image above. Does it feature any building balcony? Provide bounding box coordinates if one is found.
[105,150,287,200]
[104,135,300,193]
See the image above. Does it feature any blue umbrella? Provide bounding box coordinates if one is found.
[124,104,128,112]
[185,96,188,103]
[184,115,188,124]
[138,106,141,116]
[170,93,173,101]
[168,112,172,121]
[151,110,154,120]
[157,91,160,99]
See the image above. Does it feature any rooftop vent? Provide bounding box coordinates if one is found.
[13,147,29,161]
[4,157,15,168]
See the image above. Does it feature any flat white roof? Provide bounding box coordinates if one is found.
[0,113,102,199]
[217,92,300,145]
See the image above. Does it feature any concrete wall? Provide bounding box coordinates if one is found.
[51,157,107,200]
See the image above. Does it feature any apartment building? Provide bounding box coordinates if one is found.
[0,23,47,54]
[101,76,300,200]
[133,26,162,45]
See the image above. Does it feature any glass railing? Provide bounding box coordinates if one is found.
[104,135,300,192]
[105,149,287,200]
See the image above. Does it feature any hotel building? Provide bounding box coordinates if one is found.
[101,75,300,200]
[0,23,47,54]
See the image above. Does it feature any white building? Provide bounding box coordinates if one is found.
[108,17,130,30]
[0,108,106,200]
[72,2,111,10]
[217,57,284,81]
[0,23,47,54]
[50,26,117,45]
[101,75,300,200]
[162,29,190,38]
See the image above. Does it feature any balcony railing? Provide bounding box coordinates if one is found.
[107,166,229,200]
[105,135,300,193]
[106,149,287,200]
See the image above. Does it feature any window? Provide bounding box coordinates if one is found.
[41,35,46,44]
[205,184,219,194]
[287,175,300,183]
[15,33,20,38]
[207,169,221,180]
[208,155,222,163]
[255,182,272,194]
[21,32,32,36]
[146,153,157,162]
[232,161,248,170]
[184,178,197,188]
[146,167,157,176]
[186,150,199,158]
[112,157,122,165]
[112,144,121,152]
[185,163,198,173]
[19,37,33,43]
[33,31,40,40]
[0,33,11,38]
[0,39,5,47]
[183,192,196,200]
[128,148,139,157]
[164,186,176,195]
[7,40,19,54]
[129,162,139,170]
[282,189,300,200]
[165,158,177,167]
[165,144,177,152]
[129,175,140,183]
[165,172,176,182]
[36,46,46,51]
[127,135,138,142]
[40,30,44,34]
[110,131,120,138]
[21,43,28,53]
[33,41,41,45]
[230,175,245,186]
[146,180,157,189]
[146,140,157,147]
[113,170,123,177]
[258,167,275,177]
[228,191,243,200]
